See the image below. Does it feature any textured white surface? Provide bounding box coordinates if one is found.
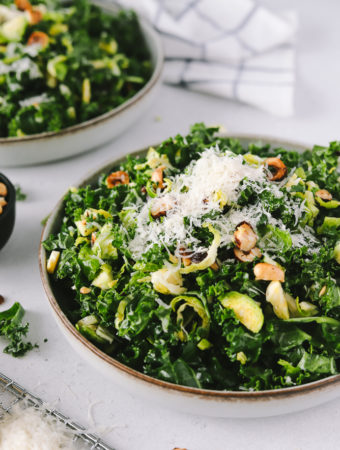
[1,0,340,449]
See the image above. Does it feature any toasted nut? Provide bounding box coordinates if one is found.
[28,31,49,48]
[178,247,192,266]
[210,261,219,271]
[0,295,4,305]
[234,246,262,262]
[46,250,60,274]
[0,206,3,215]
[0,182,7,197]
[150,197,175,219]
[319,285,327,297]
[0,197,7,207]
[151,166,165,189]
[28,7,43,24]
[182,257,190,267]
[234,222,257,252]
[106,171,129,188]
[315,189,332,202]
[80,286,91,294]
[254,263,285,282]
[265,157,287,181]
[15,0,32,10]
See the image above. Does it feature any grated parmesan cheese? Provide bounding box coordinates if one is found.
[130,147,267,256]
[128,146,320,259]
[0,404,76,450]
[19,93,50,108]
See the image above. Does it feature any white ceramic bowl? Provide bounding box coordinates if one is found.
[0,1,163,167]
[39,135,340,418]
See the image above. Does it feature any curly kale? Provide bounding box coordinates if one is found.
[0,302,36,357]
[43,124,340,391]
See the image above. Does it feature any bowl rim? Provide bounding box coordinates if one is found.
[0,1,163,145]
[39,134,340,401]
[0,172,16,221]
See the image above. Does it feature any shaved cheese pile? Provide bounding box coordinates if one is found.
[0,404,76,450]
[130,147,264,256]
[128,146,315,258]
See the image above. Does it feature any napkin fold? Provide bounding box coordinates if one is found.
[119,0,297,116]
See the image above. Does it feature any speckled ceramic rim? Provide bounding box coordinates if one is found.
[0,1,163,145]
[39,134,340,402]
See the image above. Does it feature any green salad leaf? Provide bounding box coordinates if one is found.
[0,302,36,357]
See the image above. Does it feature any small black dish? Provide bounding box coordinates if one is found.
[0,173,16,250]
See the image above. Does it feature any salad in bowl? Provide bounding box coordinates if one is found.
[0,0,152,137]
[43,124,340,392]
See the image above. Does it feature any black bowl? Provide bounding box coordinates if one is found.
[0,173,15,250]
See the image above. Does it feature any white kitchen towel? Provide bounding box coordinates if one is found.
[118,0,297,116]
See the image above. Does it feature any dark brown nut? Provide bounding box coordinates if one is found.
[254,263,285,282]
[151,166,165,189]
[234,246,262,262]
[234,222,257,252]
[106,171,129,188]
[191,252,207,263]
[315,189,332,202]
[0,182,7,197]
[265,157,287,181]
[27,31,49,48]
[0,295,4,305]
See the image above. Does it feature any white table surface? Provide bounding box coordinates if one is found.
[1,1,340,449]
